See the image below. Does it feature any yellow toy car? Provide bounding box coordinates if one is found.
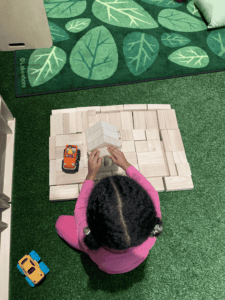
[17,250,49,287]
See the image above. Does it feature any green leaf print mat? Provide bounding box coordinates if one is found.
[14,0,225,97]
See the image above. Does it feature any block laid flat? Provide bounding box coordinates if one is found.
[49,104,193,201]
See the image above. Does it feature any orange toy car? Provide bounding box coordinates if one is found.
[62,145,81,172]
[17,250,49,287]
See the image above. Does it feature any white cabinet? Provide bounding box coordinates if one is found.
[0,95,16,300]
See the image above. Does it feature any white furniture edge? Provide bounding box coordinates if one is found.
[0,118,16,300]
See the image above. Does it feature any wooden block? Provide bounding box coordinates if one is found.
[108,112,122,131]
[146,177,165,192]
[52,108,77,115]
[56,168,85,185]
[164,176,194,191]
[123,104,147,111]
[165,152,177,176]
[172,151,188,164]
[145,110,159,129]
[82,111,88,132]
[69,112,76,134]
[139,164,169,177]
[167,129,185,152]
[122,141,135,152]
[49,136,56,160]
[161,145,170,176]
[146,129,160,140]
[49,184,79,201]
[56,135,69,147]
[121,129,134,141]
[137,152,164,165]
[100,105,124,113]
[163,109,179,130]
[161,130,172,152]
[135,141,149,152]
[176,163,192,176]
[63,113,70,135]
[50,115,56,136]
[68,133,83,145]
[98,112,109,123]
[49,160,56,185]
[56,146,66,159]
[123,152,138,165]
[147,104,171,110]
[88,110,97,125]
[157,110,166,130]
[147,140,162,152]
[76,106,101,113]
[56,113,63,135]
[75,111,83,133]
[132,129,146,140]
[121,111,133,130]
[133,111,146,129]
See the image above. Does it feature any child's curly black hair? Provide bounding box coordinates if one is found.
[84,174,163,251]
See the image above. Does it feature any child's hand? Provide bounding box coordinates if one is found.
[88,149,103,175]
[107,145,129,170]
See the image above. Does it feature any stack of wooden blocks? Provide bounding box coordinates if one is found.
[49,104,194,201]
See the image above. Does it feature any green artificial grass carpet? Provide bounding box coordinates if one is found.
[14,0,225,97]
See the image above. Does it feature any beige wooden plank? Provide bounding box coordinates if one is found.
[68,133,83,145]
[82,111,88,132]
[176,163,192,176]
[147,140,162,152]
[52,108,77,115]
[56,135,69,147]
[147,177,165,192]
[164,176,194,191]
[108,112,122,131]
[75,111,83,133]
[135,141,149,152]
[165,152,177,176]
[137,152,164,165]
[69,112,76,134]
[123,152,138,165]
[56,113,63,135]
[56,146,66,159]
[123,104,147,111]
[160,130,172,152]
[122,141,135,152]
[100,105,124,113]
[132,129,146,140]
[161,143,170,176]
[56,168,85,185]
[163,109,179,130]
[76,106,101,112]
[49,136,56,160]
[157,110,166,130]
[49,160,56,185]
[139,164,169,177]
[121,129,134,141]
[49,184,79,201]
[133,111,146,129]
[145,110,159,129]
[98,112,109,123]
[173,151,188,164]
[50,115,56,137]
[121,111,133,130]
[63,113,70,135]
[88,110,97,125]
[146,129,160,140]
[167,129,185,152]
[147,104,171,110]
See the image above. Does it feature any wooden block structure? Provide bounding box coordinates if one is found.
[49,104,194,201]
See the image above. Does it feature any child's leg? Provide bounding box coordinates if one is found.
[55,215,82,251]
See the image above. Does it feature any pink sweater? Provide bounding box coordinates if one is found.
[74,166,162,274]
